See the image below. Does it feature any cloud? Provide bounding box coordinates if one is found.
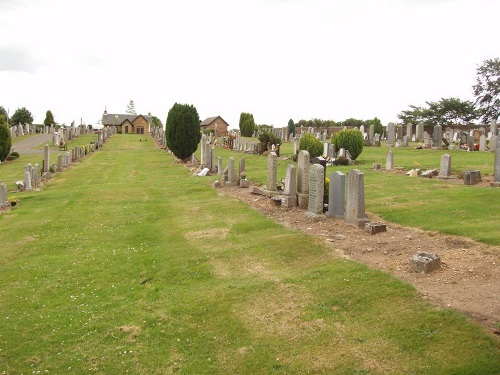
[0,46,44,73]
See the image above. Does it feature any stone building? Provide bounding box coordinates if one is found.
[200,116,229,136]
[102,108,152,134]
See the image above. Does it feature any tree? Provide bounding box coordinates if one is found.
[473,57,500,123]
[165,103,201,160]
[0,106,8,123]
[331,129,364,160]
[341,118,365,128]
[287,118,295,136]
[239,112,255,137]
[397,98,478,127]
[299,133,323,158]
[0,115,12,162]
[9,107,33,126]
[126,99,137,115]
[151,116,163,128]
[44,110,55,127]
[365,117,384,136]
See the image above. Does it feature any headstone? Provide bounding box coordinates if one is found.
[374,133,380,147]
[297,150,310,208]
[402,135,408,147]
[58,154,63,171]
[267,152,277,191]
[326,171,345,219]
[43,144,50,173]
[432,125,442,149]
[490,134,497,151]
[467,134,475,150]
[369,125,374,145]
[344,169,370,229]
[479,135,486,151]
[227,157,237,184]
[463,170,481,185]
[217,157,223,175]
[0,183,9,207]
[438,154,451,178]
[24,171,32,191]
[491,119,497,136]
[282,164,297,207]
[385,150,393,171]
[409,252,440,274]
[306,164,324,216]
[406,124,412,142]
[423,133,430,149]
[494,145,500,185]
[239,158,246,180]
[386,122,395,146]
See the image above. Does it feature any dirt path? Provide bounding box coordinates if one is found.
[218,184,500,335]
[12,134,53,154]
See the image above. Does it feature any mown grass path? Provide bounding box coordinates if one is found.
[0,134,498,374]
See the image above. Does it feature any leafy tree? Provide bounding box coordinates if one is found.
[397,98,478,127]
[44,110,55,127]
[365,117,384,136]
[239,112,255,137]
[341,118,365,128]
[472,57,500,123]
[287,118,295,136]
[257,130,282,154]
[299,133,323,158]
[126,99,137,115]
[0,106,8,123]
[0,115,12,162]
[331,129,364,160]
[165,103,201,160]
[9,107,33,126]
[151,116,163,128]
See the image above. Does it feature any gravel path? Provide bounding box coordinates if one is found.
[12,134,53,154]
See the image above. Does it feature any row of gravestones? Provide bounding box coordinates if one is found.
[243,150,370,229]
[9,122,92,140]
[13,129,112,193]
[382,141,500,185]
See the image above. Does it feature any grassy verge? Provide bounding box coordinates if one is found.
[0,134,498,374]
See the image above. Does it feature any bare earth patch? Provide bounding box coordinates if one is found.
[218,184,500,335]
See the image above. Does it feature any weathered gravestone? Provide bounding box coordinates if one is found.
[385,150,394,171]
[326,171,345,219]
[432,125,442,149]
[345,169,370,229]
[267,152,278,191]
[282,164,297,207]
[409,252,441,274]
[438,154,451,178]
[0,183,9,207]
[297,150,310,209]
[386,122,395,147]
[463,170,481,185]
[305,164,324,219]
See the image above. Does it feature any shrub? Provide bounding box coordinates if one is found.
[165,103,201,160]
[331,129,364,160]
[299,133,323,158]
[258,130,281,154]
[0,116,12,162]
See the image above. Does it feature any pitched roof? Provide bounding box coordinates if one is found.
[200,116,220,126]
[102,113,152,126]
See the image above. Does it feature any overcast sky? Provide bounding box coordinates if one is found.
[1,0,498,128]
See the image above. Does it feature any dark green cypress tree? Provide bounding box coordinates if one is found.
[165,103,201,160]
[0,115,12,162]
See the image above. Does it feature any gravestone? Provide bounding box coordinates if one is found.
[432,125,442,149]
[386,150,394,171]
[58,154,63,171]
[463,170,481,185]
[438,154,451,178]
[386,122,395,146]
[491,119,497,136]
[227,157,237,185]
[0,183,8,207]
[374,133,380,147]
[467,134,475,150]
[369,125,374,145]
[306,164,324,217]
[43,144,50,173]
[24,171,32,191]
[297,150,310,208]
[345,169,370,229]
[479,135,486,151]
[327,144,335,159]
[402,135,408,147]
[239,158,246,180]
[406,124,412,142]
[416,122,424,142]
[326,171,345,219]
[267,152,278,191]
[493,143,500,186]
[490,134,497,151]
[423,133,430,149]
[282,164,297,207]
[409,252,440,274]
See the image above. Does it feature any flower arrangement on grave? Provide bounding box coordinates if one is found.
[240,171,247,180]
[277,178,285,191]
[9,196,18,206]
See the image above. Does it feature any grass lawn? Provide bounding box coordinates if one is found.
[203,139,500,245]
[0,134,498,374]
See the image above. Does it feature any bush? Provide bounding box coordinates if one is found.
[258,130,281,154]
[299,133,323,158]
[331,129,364,160]
[165,103,201,160]
[0,116,12,162]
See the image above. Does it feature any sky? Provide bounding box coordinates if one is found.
[0,0,498,129]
